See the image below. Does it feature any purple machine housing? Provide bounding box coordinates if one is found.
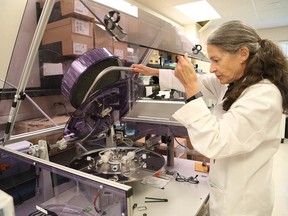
[61,48,143,142]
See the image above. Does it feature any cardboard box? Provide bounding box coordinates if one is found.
[113,40,128,60]
[94,24,114,54]
[185,139,209,162]
[42,17,94,56]
[47,0,95,22]
[135,136,210,162]
[160,137,188,159]
[135,136,188,159]
[14,115,69,144]
[188,150,209,163]
[60,0,95,21]
[93,25,128,60]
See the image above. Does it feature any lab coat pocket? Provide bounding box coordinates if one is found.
[208,180,226,216]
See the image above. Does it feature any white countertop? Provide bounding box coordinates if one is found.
[129,139,288,216]
[129,157,209,216]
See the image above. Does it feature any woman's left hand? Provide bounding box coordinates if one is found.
[175,53,200,98]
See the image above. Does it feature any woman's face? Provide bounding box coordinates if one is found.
[207,44,247,84]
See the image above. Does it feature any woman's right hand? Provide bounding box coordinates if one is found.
[131,64,159,77]
[175,53,200,97]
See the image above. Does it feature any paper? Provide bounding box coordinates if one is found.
[141,176,170,189]
[43,63,63,76]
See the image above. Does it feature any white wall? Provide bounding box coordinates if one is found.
[183,23,200,45]
[4,0,41,89]
[199,24,288,54]
[258,26,288,58]
[0,0,27,88]
[196,24,288,73]
[257,26,288,42]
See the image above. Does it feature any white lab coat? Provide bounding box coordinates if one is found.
[159,70,283,216]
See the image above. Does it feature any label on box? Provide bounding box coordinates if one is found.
[73,42,87,55]
[74,19,90,36]
[43,63,63,76]
[74,0,89,15]
[114,48,124,59]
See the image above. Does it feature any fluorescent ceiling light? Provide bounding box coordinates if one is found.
[91,0,138,17]
[175,0,220,22]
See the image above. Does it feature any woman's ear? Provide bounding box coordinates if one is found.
[239,47,249,63]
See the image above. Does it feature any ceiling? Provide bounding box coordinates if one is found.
[127,0,288,30]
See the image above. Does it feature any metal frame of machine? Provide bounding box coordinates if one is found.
[0,1,134,215]
[0,1,211,215]
[0,145,134,216]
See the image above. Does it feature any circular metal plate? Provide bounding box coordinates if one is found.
[69,147,165,183]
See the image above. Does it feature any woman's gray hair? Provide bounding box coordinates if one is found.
[207,20,288,113]
[207,20,261,54]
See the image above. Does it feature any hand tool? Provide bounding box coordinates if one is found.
[144,197,168,203]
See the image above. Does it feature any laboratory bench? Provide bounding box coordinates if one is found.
[1,143,209,216]
[128,157,209,216]
[4,139,288,216]
[128,139,288,216]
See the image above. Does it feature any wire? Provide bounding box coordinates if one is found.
[167,126,189,149]
[93,190,101,213]
[121,137,134,146]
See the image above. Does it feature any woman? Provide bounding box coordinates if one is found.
[131,20,288,216]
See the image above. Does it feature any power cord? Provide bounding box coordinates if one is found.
[167,126,188,149]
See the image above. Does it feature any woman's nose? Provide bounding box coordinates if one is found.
[210,65,216,73]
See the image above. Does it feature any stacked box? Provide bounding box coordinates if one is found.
[60,0,95,20]
[113,40,128,60]
[47,0,95,22]
[93,24,128,60]
[42,17,93,56]
[93,24,114,54]
[13,115,69,145]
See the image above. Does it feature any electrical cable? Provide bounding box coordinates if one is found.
[121,137,134,146]
[93,190,101,213]
[167,126,189,149]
